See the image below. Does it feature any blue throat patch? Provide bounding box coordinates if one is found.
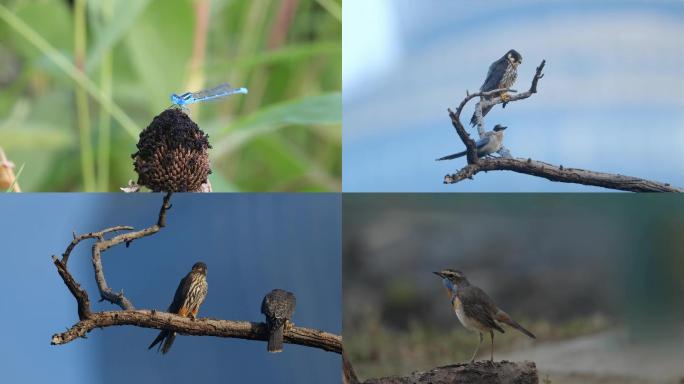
[442,278,457,294]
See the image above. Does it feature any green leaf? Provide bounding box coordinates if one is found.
[207,171,238,192]
[5,163,24,192]
[86,0,151,73]
[124,0,194,114]
[212,92,341,157]
[8,2,72,59]
[205,42,341,71]
[0,127,73,149]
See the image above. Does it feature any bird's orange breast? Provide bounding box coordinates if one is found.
[451,295,462,311]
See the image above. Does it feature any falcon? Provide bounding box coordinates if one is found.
[470,49,523,126]
[148,262,208,354]
[261,289,297,353]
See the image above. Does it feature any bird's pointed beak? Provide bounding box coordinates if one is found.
[433,271,444,278]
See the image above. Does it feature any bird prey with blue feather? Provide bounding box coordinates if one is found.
[436,124,507,161]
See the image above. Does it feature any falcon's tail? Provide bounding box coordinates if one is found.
[496,311,536,339]
[470,104,494,126]
[436,150,466,161]
[267,318,286,353]
[148,329,176,354]
[161,332,176,354]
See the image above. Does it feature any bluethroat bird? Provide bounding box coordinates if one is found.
[433,269,535,363]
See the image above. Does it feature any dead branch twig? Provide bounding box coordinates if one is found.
[443,60,682,192]
[51,192,342,354]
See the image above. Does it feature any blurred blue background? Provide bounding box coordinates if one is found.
[343,0,684,192]
[0,193,341,383]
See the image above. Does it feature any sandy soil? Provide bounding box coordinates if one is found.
[499,330,684,384]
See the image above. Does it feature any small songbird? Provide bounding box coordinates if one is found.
[470,49,523,126]
[148,262,208,354]
[261,289,297,353]
[436,124,507,161]
[433,269,535,363]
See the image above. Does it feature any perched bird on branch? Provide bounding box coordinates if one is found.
[433,269,535,362]
[470,49,522,126]
[261,289,297,353]
[436,124,507,161]
[149,262,208,354]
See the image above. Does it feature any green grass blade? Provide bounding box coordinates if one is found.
[212,92,341,157]
[74,0,96,191]
[6,163,25,192]
[315,0,341,22]
[0,4,140,139]
[85,0,150,73]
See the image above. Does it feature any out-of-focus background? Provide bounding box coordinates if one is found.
[343,194,684,384]
[343,0,684,192]
[0,193,341,383]
[0,0,341,192]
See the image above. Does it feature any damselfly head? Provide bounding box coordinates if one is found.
[170,94,183,105]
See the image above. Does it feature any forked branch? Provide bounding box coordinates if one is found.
[443,60,682,192]
[51,192,342,354]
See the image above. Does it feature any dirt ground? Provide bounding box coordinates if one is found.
[499,330,684,384]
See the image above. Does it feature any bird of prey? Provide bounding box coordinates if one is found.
[470,49,523,126]
[148,262,208,354]
[436,124,507,160]
[433,269,535,362]
[261,289,297,353]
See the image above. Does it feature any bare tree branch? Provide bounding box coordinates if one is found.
[362,361,538,384]
[51,192,342,355]
[444,157,683,192]
[443,60,682,192]
[90,192,172,310]
[50,310,341,354]
[343,350,361,384]
[471,60,545,137]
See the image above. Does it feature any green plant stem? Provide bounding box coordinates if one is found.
[0,4,140,140]
[97,0,113,192]
[6,163,24,193]
[315,0,341,22]
[75,0,95,192]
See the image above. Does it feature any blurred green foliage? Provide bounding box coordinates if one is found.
[0,0,341,191]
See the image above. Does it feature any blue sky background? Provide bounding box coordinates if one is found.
[0,193,341,383]
[343,0,684,191]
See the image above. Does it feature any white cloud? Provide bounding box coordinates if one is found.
[345,9,684,140]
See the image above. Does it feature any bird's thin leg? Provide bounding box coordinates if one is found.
[490,330,494,362]
[470,332,483,363]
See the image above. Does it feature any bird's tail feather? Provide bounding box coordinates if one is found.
[470,104,494,126]
[436,150,467,161]
[267,319,286,353]
[148,330,168,351]
[161,331,176,354]
[496,311,536,339]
